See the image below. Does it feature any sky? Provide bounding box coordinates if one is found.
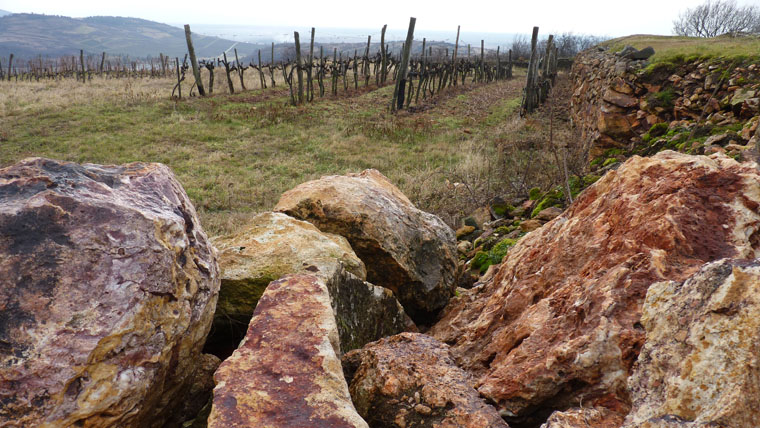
[1,0,759,37]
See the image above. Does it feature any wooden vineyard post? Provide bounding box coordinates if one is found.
[496,46,501,80]
[234,48,246,90]
[175,57,181,99]
[479,40,484,82]
[101,52,106,77]
[258,50,266,89]
[7,54,13,82]
[353,50,358,89]
[79,50,85,83]
[222,52,234,94]
[452,25,460,86]
[205,61,214,94]
[270,42,276,86]
[318,46,325,97]
[380,24,388,84]
[184,25,206,96]
[308,27,315,101]
[294,31,304,104]
[364,35,371,86]
[508,49,513,78]
[521,26,539,115]
[391,17,416,112]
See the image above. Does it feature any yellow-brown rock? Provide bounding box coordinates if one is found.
[623,259,760,428]
[540,408,625,428]
[208,271,371,428]
[343,333,509,428]
[431,151,760,425]
[0,158,220,427]
[275,169,457,324]
[207,212,366,357]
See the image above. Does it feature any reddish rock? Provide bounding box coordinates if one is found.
[343,333,509,428]
[431,152,760,424]
[0,158,220,427]
[535,206,563,222]
[275,169,457,324]
[541,408,625,428]
[603,89,639,108]
[623,259,760,428]
[519,219,542,232]
[208,272,369,428]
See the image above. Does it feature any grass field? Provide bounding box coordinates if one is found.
[604,34,760,63]
[0,69,573,236]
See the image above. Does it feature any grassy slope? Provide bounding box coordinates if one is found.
[0,70,528,236]
[603,34,760,63]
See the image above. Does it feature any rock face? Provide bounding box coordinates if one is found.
[207,212,366,357]
[0,158,220,427]
[623,259,760,428]
[343,333,509,428]
[208,272,370,428]
[275,169,457,324]
[430,151,760,424]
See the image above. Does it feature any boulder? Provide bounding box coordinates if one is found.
[275,169,457,324]
[343,333,509,428]
[603,89,639,109]
[431,151,760,424]
[519,219,542,232]
[623,259,760,428]
[535,206,563,222]
[0,158,220,427]
[208,263,412,428]
[207,212,366,357]
[540,408,625,428]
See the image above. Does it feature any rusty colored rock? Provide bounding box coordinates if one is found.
[208,271,370,428]
[207,211,366,357]
[343,332,509,428]
[535,206,563,222]
[0,158,220,427]
[275,169,457,324]
[541,408,625,428]
[603,88,638,108]
[431,151,760,424]
[623,259,760,428]
[519,219,542,232]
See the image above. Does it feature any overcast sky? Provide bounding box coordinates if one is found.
[1,0,759,36]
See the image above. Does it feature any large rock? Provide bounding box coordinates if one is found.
[275,169,457,324]
[623,259,760,428]
[0,158,219,427]
[208,263,412,428]
[343,333,509,428]
[431,151,760,424]
[208,271,367,428]
[206,211,366,357]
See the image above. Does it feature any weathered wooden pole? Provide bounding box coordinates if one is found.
[101,52,107,76]
[222,52,235,93]
[270,42,276,86]
[308,27,315,101]
[479,40,484,82]
[364,35,371,86]
[380,24,388,84]
[184,25,205,96]
[294,31,304,104]
[79,50,85,83]
[234,48,246,90]
[522,26,539,115]
[391,17,416,112]
[8,53,14,81]
[258,50,266,89]
[175,57,182,99]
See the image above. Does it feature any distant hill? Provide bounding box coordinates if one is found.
[0,13,266,59]
[0,10,11,17]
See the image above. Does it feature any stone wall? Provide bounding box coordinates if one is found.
[571,47,759,164]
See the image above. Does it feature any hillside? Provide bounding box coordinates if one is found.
[0,10,11,17]
[0,13,266,59]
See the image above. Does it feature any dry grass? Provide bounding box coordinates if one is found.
[604,34,760,63]
[0,68,573,236]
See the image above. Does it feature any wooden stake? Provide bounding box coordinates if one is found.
[234,48,246,90]
[294,31,304,104]
[184,25,206,96]
[391,17,416,112]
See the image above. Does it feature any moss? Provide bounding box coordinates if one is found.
[603,158,619,167]
[470,237,519,273]
[604,148,624,157]
[590,157,604,168]
[531,188,563,218]
[528,187,542,201]
[647,88,676,110]
[648,122,669,138]
[492,203,514,217]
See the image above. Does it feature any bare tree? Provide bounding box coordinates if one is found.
[673,0,760,37]
[511,35,531,60]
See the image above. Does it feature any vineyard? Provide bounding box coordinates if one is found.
[1,20,567,115]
